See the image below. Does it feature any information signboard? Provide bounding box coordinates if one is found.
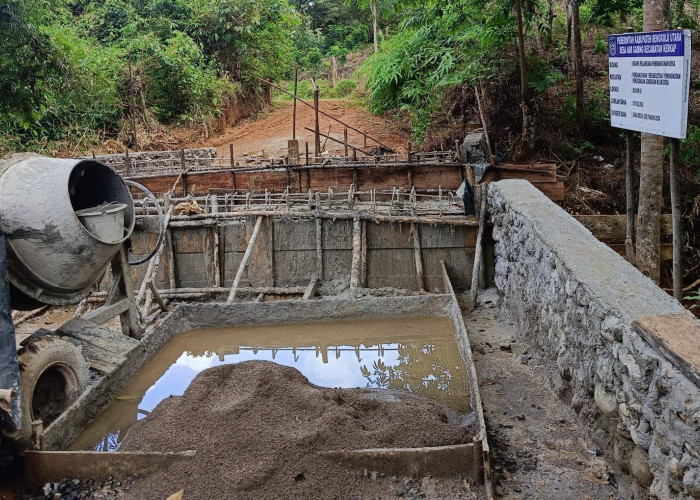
[608,29,691,139]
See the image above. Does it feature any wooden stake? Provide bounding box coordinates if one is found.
[344,128,349,156]
[412,222,425,291]
[146,280,169,312]
[313,79,321,158]
[360,220,368,287]
[316,217,323,281]
[670,138,682,301]
[303,276,319,300]
[227,216,264,303]
[469,184,488,311]
[293,63,299,140]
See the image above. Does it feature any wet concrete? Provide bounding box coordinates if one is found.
[70,316,471,452]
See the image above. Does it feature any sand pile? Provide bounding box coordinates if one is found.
[119,361,478,499]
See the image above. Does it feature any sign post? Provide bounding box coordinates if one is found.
[608,29,691,299]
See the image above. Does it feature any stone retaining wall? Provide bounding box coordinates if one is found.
[487,179,700,498]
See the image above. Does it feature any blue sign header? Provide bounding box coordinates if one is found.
[608,30,685,58]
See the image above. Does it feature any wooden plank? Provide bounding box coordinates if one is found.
[58,318,139,375]
[533,181,564,201]
[609,243,672,261]
[575,214,673,242]
[303,277,319,300]
[632,314,700,387]
[227,216,264,303]
[25,451,195,484]
[83,299,130,326]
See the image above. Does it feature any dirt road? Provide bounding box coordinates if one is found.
[193,100,410,159]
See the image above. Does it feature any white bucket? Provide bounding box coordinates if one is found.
[75,202,127,244]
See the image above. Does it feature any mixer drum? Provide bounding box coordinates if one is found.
[0,154,135,308]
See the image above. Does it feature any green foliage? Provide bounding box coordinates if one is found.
[685,288,700,301]
[359,0,514,140]
[0,0,299,153]
[528,57,565,93]
[680,126,700,181]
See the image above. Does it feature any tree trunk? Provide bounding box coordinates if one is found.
[547,0,554,47]
[371,2,378,53]
[514,0,533,153]
[636,0,665,284]
[571,0,584,120]
[566,0,573,73]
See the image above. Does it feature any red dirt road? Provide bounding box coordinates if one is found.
[196,100,410,158]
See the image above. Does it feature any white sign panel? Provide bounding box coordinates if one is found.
[608,29,691,139]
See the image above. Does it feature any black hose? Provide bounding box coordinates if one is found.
[125,180,165,266]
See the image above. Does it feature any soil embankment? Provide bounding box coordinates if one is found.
[119,361,478,499]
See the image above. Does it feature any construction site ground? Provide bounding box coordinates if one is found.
[182,99,410,159]
[464,290,631,499]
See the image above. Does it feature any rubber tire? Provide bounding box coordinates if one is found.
[17,336,89,448]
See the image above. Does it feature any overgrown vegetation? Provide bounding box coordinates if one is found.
[0,0,299,154]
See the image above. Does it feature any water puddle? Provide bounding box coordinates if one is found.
[70,317,471,452]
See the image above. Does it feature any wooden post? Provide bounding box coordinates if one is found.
[313,79,321,158]
[293,63,299,140]
[407,141,412,162]
[91,150,96,159]
[625,130,636,265]
[360,220,368,287]
[670,138,682,300]
[125,149,131,176]
[305,142,310,166]
[344,128,349,156]
[180,148,188,196]
[147,280,169,312]
[469,185,488,311]
[211,199,221,288]
[349,218,362,297]
[230,143,235,167]
[408,166,413,188]
[303,276,319,300]
[316,217,324,281]
[412,222,425,291]
[288,140,300,165]
[227,216,264,303]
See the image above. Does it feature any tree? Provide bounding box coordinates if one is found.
[514,0,534,152]
[636,0,665,283]
[568,0,584,120]
[345,0,383,53]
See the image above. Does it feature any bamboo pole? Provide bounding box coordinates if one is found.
[227,216,264,303]
[360,220,368,287]
[312,79,321,157]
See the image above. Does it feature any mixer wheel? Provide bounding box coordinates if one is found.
[17,337,89,448]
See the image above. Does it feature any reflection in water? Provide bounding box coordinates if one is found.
[70,317,471,452]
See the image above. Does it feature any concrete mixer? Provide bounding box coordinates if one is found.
[0,153,142,452]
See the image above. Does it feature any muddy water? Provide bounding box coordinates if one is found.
[70,316,471,452]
